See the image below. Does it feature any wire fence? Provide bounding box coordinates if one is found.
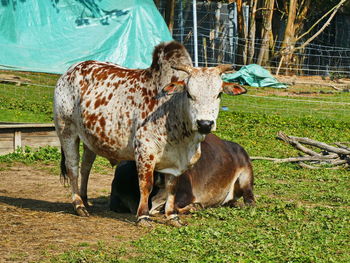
[159,2,350,77]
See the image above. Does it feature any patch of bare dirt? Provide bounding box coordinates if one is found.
[0,163,145,263]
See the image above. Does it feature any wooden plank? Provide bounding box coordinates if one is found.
[0,123,55,129]
[0,123,61,154]
[22,135,60,148]
[0,136,14,141]
[0,140,13,149]
[14,130,21,149]
[21,130,58,137]
[0,130,15,135]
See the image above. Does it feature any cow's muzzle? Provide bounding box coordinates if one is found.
[197,120,214,134]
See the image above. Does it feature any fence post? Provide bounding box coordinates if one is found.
[193,0,199,67]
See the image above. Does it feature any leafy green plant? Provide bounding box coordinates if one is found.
[0,145,61,163]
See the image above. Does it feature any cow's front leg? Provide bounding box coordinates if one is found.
[164,175,184,227]
[135,159,155,227]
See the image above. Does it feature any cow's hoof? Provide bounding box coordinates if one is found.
[136,216,155,228]
[82,198,92,208]
[167,216,186,227]
[189,203,203,213]
[76,206,90,217]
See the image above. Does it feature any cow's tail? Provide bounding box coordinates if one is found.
[60,147,68,185]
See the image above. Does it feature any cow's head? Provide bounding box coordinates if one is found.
[157,64,247,134]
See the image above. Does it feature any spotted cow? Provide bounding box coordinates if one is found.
[110,134,255,215]
[54,41,246,226]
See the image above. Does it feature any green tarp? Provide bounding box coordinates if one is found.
[222,64,287,88]
[0,0,172,74]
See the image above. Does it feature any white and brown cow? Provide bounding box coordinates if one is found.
[54,41,246,226]
[110,134,255,215]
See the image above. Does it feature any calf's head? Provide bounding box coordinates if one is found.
[159,64,247,134]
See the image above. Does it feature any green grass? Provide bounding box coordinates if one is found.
[1,74,350,262]
[0,71,58,123]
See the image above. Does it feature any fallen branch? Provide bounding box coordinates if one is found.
[251,155,336,163]
[252,131,350,169]
[277,132,350,155]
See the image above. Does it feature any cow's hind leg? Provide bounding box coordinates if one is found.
[80,144,96,207]
[61,135,89,216]
[233,169,255,206]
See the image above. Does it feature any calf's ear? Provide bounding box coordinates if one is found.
[222,82,247,96]
[154,80,186,99]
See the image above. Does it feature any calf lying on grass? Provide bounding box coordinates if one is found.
[110,134,255,215]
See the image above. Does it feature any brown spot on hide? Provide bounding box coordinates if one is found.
[101,96,107,106]
[149,154,154,161]
[171,76,179,82]
[94,99,101,109]
[86,100,91,107]
[108,93,113,100]
[148,98,156,112]
[86,113,98,126]
[141,87,147,97]
[95,69,108,81]
[99,116,106,128]
[141,112,146,119]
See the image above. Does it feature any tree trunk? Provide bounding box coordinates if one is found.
[280,0,298,74]
[247,0,258,64]
[236,0,246,66]
[257,0,275,66]
[165,0,176,34]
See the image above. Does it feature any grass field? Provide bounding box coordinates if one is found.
[0,73,349,262]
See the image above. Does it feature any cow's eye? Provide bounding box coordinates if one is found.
[217,92,223,99]
[186,90,194,100]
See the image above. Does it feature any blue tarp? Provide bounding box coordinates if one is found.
[0,0,172,74]
[222,64,287,88]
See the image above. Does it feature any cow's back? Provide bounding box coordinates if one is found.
[54,61,155,161]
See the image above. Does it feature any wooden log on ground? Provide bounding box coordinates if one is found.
[252,131,350,169]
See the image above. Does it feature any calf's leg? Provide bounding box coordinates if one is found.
[233,169,255,206]
[164,175,183,227]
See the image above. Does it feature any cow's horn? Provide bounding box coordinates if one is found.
[216,64,234,74]
[172,64,193,75]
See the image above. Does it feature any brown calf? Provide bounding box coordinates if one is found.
[110,134,255,215]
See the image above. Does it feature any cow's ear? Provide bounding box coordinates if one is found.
[155,80,186,99]
[222,82,247,95]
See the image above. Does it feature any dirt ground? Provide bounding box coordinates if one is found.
[0,162,145,263]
